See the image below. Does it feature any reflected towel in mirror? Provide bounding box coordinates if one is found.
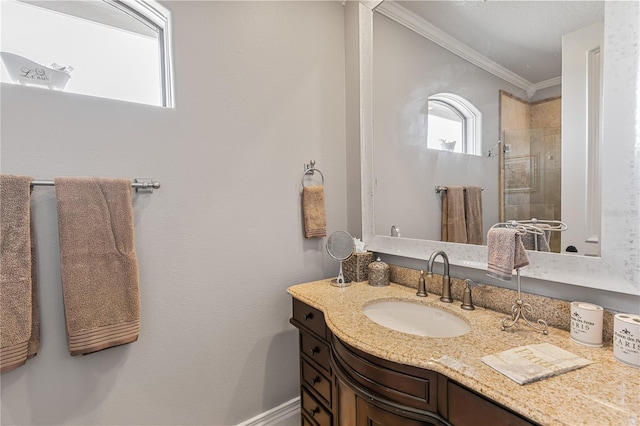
[441,186,467,243]
[521,223,551,252]
[464,186,483,245]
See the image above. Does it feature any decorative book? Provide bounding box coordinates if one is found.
[481,343,592,385]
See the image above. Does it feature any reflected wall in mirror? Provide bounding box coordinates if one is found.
[363,0,639,294]
[373,6,500,244]
[372,1,603,253]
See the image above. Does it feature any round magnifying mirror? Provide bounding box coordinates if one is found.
[326,230,355,287]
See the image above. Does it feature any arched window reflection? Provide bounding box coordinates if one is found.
[426,93,481,155]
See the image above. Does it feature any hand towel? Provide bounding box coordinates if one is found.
[55,177,140,356]
[1,174,39,373]
[481,343,592,385]
[302,185,326,238]
[441,186,467,243]
[522,224,551,252]
[463,186,483,245]
[486,228,529,281]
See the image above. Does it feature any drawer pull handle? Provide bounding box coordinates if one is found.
[308,407,320,418]
[309,376,320,386]
[309,346,319,356]
[302,313,314,321]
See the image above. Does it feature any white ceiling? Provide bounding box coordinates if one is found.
[395,1,605,84]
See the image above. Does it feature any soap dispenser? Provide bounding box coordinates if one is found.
[368,257,389,286]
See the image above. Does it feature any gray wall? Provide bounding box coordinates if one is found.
[0,2,346,424]
[372,12,529,242]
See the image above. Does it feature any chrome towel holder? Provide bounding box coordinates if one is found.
[435,185,484,193]
[30,178,161,193]
[301,160,324,186]
[489,218,567,335]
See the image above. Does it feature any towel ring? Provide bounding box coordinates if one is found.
[301,160,325,187]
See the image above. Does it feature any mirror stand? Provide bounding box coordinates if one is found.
[332,261,348,287]
[326,230,356,288]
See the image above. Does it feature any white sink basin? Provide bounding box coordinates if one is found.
[363,300,471,338]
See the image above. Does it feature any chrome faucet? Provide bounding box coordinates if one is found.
[427,250,452,303]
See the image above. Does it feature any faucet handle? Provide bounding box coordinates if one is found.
[461,279,476,310]
[416,270,427,297]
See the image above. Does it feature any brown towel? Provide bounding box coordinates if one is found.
[441,186,467,243]
[486,228,529,281]
[302,185,326,238]
[1,174,39,373]
[521,224,551,252]
[464,186,483,245]
[28,219,40,360]
[55,177,140,356]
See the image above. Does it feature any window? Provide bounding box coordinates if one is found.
[426,93,481,155]
[0,0,173,107]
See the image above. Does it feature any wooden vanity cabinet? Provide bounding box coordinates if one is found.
[291,297,537,426]
[332,335,447,426]
[291,298,334,426]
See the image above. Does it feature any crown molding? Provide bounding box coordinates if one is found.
[375,1,562,99]
[534,76,562,91]
[360,0,384,11]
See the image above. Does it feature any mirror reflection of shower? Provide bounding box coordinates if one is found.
[502,127,562,253]
[499,92,562,253]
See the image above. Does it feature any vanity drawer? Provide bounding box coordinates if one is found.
[292,299,326,339]
[302,359,332,407]
[301,387,332,426]
[332,336,437,412]
[300,332,331,375]
[448,382,536,426]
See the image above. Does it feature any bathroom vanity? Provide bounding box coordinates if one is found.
[289,280,639,426]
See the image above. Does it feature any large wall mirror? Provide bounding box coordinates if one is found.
[360,1,639,297]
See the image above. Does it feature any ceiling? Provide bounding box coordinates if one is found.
[395,1,605,84]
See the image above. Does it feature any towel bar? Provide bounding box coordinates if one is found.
[30,178,161,193]
[435,185,484,193]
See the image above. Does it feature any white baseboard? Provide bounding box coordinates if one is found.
[236,397,300,426]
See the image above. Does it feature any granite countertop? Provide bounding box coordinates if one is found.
[288,280,640,426]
